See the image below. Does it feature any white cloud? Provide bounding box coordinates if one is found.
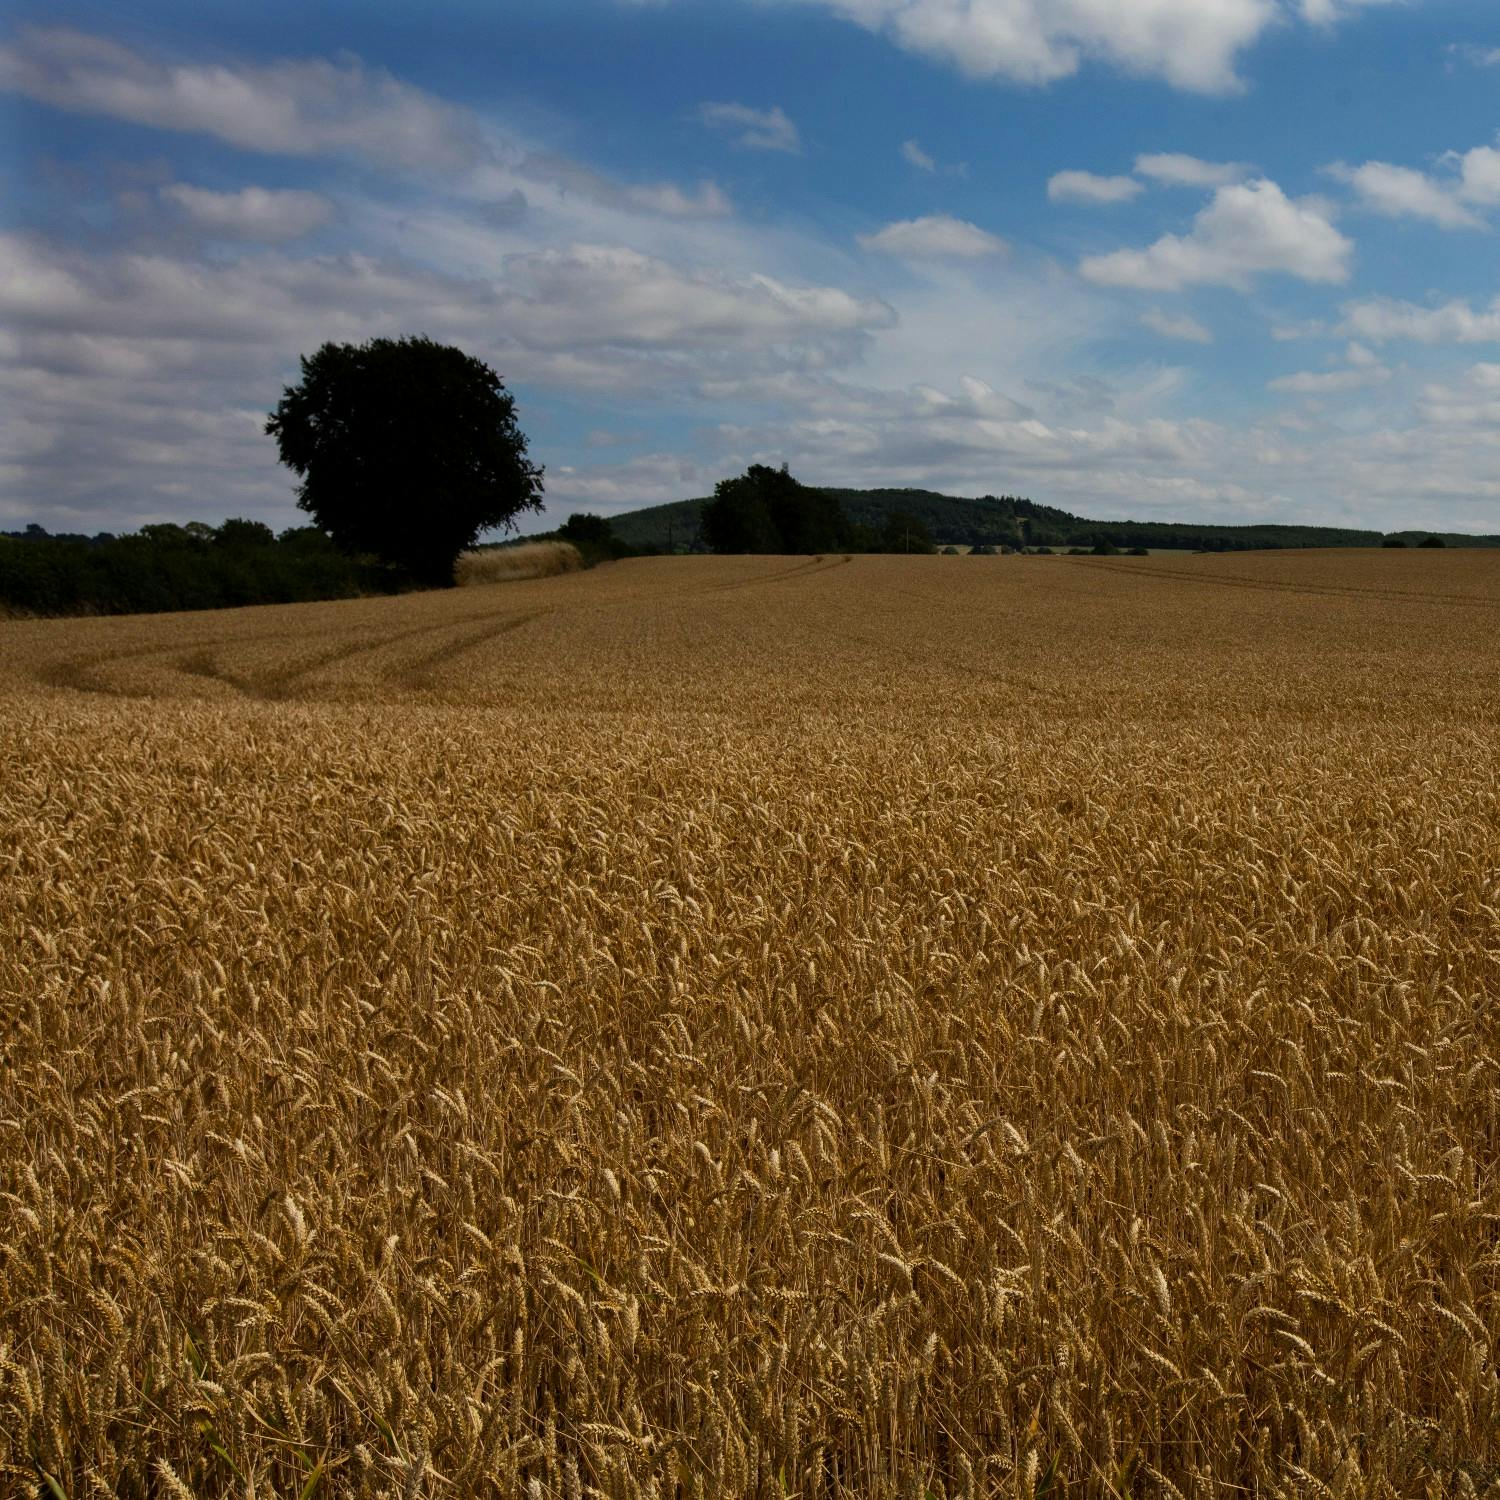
[1080,178,1352,290]
[1418,362,1500,427]
[858,214,1007,258]
[1133,153,1250,188]
[785,0,1281,93]
[160,184,336,242]
[1268,336,1390,395]
[0,229,898,524]
[0,25,481,170]
[1453,143,1500,205]
[1447,43,1500,69]
[899,139,968,176]
[1268,365,1388,394]
[697,102,802,154]
[494,244,894,356]
[1325,160,1483,229]
[902,139,936,171]
[1340,295,1500,344]
[511,151,731,220]
[545,452,717,516]
[0,28,732,223]
[1141,308,1213,343]
[1048,170,1143,205]
[1269,319,1328,341]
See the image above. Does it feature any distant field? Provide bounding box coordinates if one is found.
[4,550,1499,1496]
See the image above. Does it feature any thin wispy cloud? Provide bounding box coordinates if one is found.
[1049,170,1142,205]
[697,101,802,153]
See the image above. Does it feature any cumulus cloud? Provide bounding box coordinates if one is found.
[0,25,482,171]
[1323,135,1500,229]
[160,184,336,241]
[1048,170,1142,205]
[1080,179,1352,291]
[784,0,1280,93]
[1134,153,1250,187]
[697,102,802,153]
[1268,337,1390,395]
[1141,308,1213,343]
[1418,362,1500,427]
[1340,295,1500,344]
[858,214,1007,258]
[0,229,896,524]
[1454,144,1500,205]
[1326,160,1483,229]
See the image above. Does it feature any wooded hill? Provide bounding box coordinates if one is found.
[605,488,1500,554]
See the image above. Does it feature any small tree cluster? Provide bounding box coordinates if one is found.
[702,466,936,555]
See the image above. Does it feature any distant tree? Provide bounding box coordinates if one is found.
[1382,537,1408,548]
[702,465,847,554]
[1419,535,1446,548]
[557,512,633,564]
[266,336,544,587]
[278,525,337,550]
[137,523,193,547]
[557,513,614,548]
[215,518,276,549]
[880,509,936,554]
[1091,539,1119,556]
[1127,546,1149,556]
[940,545,960,555]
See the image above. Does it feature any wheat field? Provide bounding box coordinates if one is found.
[2,550,1498,1498]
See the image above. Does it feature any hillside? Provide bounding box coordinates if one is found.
[603,487,1500,553]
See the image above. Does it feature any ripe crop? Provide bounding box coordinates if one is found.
[2,549,1498,1496]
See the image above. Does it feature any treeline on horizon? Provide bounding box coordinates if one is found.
[0,519,381,618]
[607,477,1497,555]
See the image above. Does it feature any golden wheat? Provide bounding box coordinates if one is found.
[454,541,583,588]
[2,549,1498,1497]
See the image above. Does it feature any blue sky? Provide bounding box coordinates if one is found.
[6,0,1500,535]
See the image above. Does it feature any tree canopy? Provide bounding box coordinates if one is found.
[701,465,850,555]
[265,336,544,586]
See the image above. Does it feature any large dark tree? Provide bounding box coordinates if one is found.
[702,464,847,554]
[266,336,544,586]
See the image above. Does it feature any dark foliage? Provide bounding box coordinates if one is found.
[0,520,374,618]
[1382,537,1408,548]
[702,467,948,555]
[1419,535,1446,548]
[556,512,639,565]
[609,487,1500,556]
[702,465,850,554]
[266,336,544,587]
[876,509,937,554]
